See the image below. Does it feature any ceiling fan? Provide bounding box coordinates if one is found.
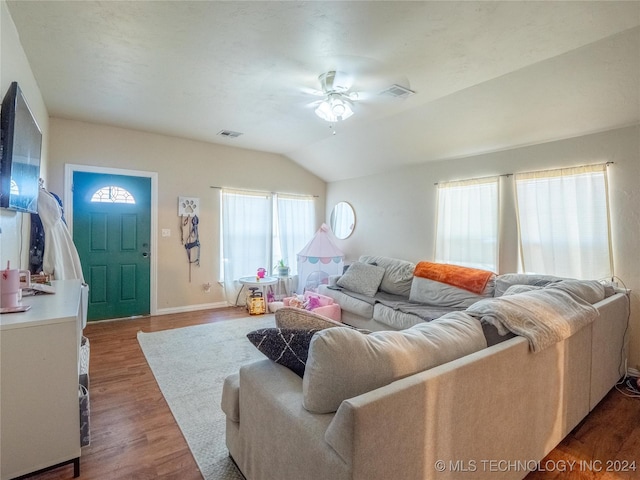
[311,71,360,122]
[306,69,415,124]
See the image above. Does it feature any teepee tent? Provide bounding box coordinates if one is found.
[296,223,344,293]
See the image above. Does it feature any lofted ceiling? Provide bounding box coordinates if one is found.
[6,1,640,182]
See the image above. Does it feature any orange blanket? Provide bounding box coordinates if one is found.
[414,261,494,295]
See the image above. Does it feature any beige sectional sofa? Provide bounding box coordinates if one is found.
[222,260,630,480]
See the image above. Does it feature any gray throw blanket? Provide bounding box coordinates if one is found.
[466,288,598,352]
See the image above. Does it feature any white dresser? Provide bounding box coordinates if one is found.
[1,280,83,479]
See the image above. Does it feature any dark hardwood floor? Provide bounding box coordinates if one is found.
[24,307,640,480]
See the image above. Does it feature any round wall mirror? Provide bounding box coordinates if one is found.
[330,201,356,239]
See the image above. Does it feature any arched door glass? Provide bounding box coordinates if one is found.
[90,186,136,204]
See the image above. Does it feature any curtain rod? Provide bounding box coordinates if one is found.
[434,173,511,186]
[210,185,319,198]
[433,162,613,186]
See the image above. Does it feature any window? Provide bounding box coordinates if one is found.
[274,194,316,273]
[435,177,499,271]
[91,186,136,204]
[221,189,315,302]
[514,164,612,279]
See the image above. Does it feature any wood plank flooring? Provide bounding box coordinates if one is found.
[23,307,640,480]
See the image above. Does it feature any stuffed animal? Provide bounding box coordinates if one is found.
[305,295,321,311]
[288,295,306,309]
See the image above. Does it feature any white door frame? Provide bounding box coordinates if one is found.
[64,164,158,316]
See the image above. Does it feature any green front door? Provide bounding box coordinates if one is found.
[73,171,151,320]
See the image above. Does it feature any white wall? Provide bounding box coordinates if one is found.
[0,1,49,271]
[47,117,326,312]
[327,126,640,368]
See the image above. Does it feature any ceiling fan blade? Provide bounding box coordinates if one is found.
[305,99,323,108]
[300,86,325,97]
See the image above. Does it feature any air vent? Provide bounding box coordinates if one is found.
[379,84,416,99]
[217,130,243,138]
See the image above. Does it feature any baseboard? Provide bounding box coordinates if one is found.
[155,301,230,316]
[86,301,233,323]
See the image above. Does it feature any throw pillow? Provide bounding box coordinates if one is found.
[302,312,487,413]
[336,261,386,297]
[275,307,344,331]
[246,328,319,377]
[359,255,416,296]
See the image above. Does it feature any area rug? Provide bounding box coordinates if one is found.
[137,315,275,479]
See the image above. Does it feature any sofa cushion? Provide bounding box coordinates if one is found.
[359,255,416,296]
[373,302,461,329]
[247,328,319,377]
[318,286,376,318]
[409,276,491,308]
[302,312,487,413]
[494,273,562,297]
[337,261,386,297]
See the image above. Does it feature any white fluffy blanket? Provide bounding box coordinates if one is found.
[466,288,598,352]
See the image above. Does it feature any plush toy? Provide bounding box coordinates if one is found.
[305,295,321,311]
[289,295,306,309]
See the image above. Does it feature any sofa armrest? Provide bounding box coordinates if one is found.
[590,292,630,409]
[221,372,240,422]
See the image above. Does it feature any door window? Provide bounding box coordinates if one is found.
[90,185,136,204]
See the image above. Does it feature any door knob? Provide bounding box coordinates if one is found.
[142,252,149,258]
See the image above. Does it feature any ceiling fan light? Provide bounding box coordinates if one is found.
[335,101,353,120]
[315,94,354,122]
[332,101,346,117]
[314,100,334,122]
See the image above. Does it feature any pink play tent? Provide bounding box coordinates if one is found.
[296,223,344,293]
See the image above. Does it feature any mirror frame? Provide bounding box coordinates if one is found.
[330,201,356,239]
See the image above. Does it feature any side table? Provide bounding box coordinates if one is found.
[236,276,279,309]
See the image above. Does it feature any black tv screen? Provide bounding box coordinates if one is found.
[0,81,42,214]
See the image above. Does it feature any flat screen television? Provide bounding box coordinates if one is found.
[0,81,42,214]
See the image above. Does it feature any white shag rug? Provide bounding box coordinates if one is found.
[137,315,275,479]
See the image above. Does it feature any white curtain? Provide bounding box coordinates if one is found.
[275,194,315,275]
[435,177,499,271]
[221,189,272,304]
[514,164,612,279]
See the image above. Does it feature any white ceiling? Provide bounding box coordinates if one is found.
[7,1,640,182]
